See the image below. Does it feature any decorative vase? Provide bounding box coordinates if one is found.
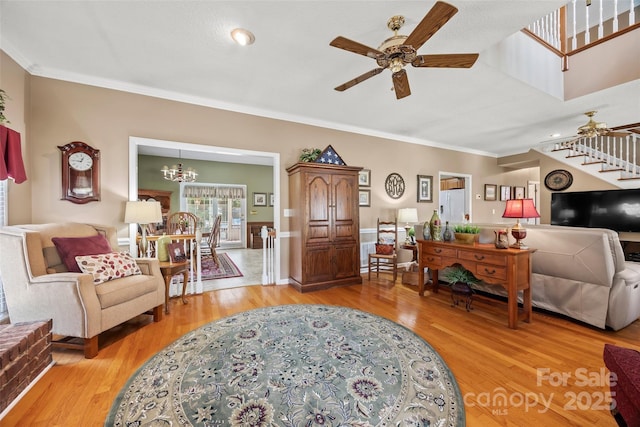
[430,210,442,241]
[422,221,431,240]
[157,233,171,261]
[443,221,453,241]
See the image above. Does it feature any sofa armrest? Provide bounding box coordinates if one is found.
[135,257,162,277]
[617,262,640,287]
[17,273,102,338]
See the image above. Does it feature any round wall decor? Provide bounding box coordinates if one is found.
[385,172,405,199]
[544,169,573,191]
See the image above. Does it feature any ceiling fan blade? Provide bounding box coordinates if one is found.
[606,131,631,137]
[334,68,385,92]
[330,36,384,59]
[610,122,640,131]
[412,53,479,68]
[404,1,459,52]
[392,69,411,99]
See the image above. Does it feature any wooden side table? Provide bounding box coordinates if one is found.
[158,261,189,314]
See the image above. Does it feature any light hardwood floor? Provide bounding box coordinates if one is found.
[3,275,638,426]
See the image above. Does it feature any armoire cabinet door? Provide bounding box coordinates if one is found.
[306,173,331,245]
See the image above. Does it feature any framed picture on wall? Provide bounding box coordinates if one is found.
[484,184,497,201]
[417,175,433,202]
[359,189,371,207]
[253,192,267,206]
[269,193,274,207]
[358,169,371,187]
[500,185,511,201]
[512,186,526,199]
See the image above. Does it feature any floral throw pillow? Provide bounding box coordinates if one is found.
[76,251,142,285]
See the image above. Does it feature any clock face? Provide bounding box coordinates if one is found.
[68,152,93,171]
[544,169,573,191]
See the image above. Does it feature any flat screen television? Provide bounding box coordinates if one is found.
[551,188,640,232]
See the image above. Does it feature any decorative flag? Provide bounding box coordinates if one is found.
[314,145,346,166]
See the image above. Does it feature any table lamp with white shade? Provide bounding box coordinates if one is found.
[397,208,419,244]
[502,198,540,249]
[125,200,162,257]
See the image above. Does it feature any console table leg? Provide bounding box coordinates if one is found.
[507,285,517,329]
[523,288,532,323]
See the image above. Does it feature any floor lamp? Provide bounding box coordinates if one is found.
[125,200,162,257]
[502,199,540,249]
[398,208,419,244]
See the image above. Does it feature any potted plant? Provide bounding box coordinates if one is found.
[442,265,479,286]
[299,148,321,162]
[453,224,480,244]
[443,265,479,311]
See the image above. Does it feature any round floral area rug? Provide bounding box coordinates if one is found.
[105,305,464,426]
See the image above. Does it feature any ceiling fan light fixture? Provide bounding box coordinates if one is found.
[577,111,610,137]
[231,28,255,46]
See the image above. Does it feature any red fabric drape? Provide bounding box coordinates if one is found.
[0,124,27,183]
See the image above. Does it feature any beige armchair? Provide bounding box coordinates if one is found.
[0,223,165,358]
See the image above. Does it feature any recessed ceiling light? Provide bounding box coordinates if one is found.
[231,28,255,46]
[550,133,561,138]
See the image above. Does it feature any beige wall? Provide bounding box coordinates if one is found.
[2,49,627,280]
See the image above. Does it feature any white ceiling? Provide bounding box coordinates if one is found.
[1,0,638,163]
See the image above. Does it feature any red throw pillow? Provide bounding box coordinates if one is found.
[52,234,113,272]
[375,243,394,255]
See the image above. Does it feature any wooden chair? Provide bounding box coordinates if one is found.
[166,211,198,235]
[202,214,222,267]
[368,217,399,282]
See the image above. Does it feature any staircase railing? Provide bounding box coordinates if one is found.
[545,132,640,180]
[525,0,639,61]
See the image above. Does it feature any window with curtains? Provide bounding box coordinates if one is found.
[180,183,247,248]
[0,180,8,319]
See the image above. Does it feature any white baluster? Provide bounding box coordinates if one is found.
[572,0,578,50]
[630,0,636,25]
[613,0,619,32]
[598,0,604,39]
[585,3,590,44]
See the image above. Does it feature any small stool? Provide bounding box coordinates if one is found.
[451,282,474,311]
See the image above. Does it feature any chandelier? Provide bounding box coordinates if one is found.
[577,111,610,138]
[161,163,197,182]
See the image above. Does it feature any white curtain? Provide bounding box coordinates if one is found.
[183,185,245,199]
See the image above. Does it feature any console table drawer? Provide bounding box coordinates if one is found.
[475,263,507,280]
[458,250,507,266]
[423,246,457,257]
[422,255,444,267]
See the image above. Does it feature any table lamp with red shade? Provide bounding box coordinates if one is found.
[502,198,540,249]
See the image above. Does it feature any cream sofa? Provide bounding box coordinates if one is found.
[0,223,165,358]
[471,224,640,330]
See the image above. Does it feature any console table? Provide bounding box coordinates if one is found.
[417,239,535,329]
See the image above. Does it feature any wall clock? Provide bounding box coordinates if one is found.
[544,169,573,191]
[385,172,405,199]
[58,141,100,204]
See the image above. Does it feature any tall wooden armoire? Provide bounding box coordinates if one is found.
[287,162,363,292]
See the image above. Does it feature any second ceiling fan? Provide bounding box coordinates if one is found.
[329,1,479,100]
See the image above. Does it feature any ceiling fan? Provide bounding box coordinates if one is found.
[329,1,479,100]
[541,111,637,146]
[575,111,635,138]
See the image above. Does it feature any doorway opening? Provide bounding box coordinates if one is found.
[438,172,472,224]
[128,136,281,284]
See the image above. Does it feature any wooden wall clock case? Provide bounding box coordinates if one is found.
[58,141,100,204]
